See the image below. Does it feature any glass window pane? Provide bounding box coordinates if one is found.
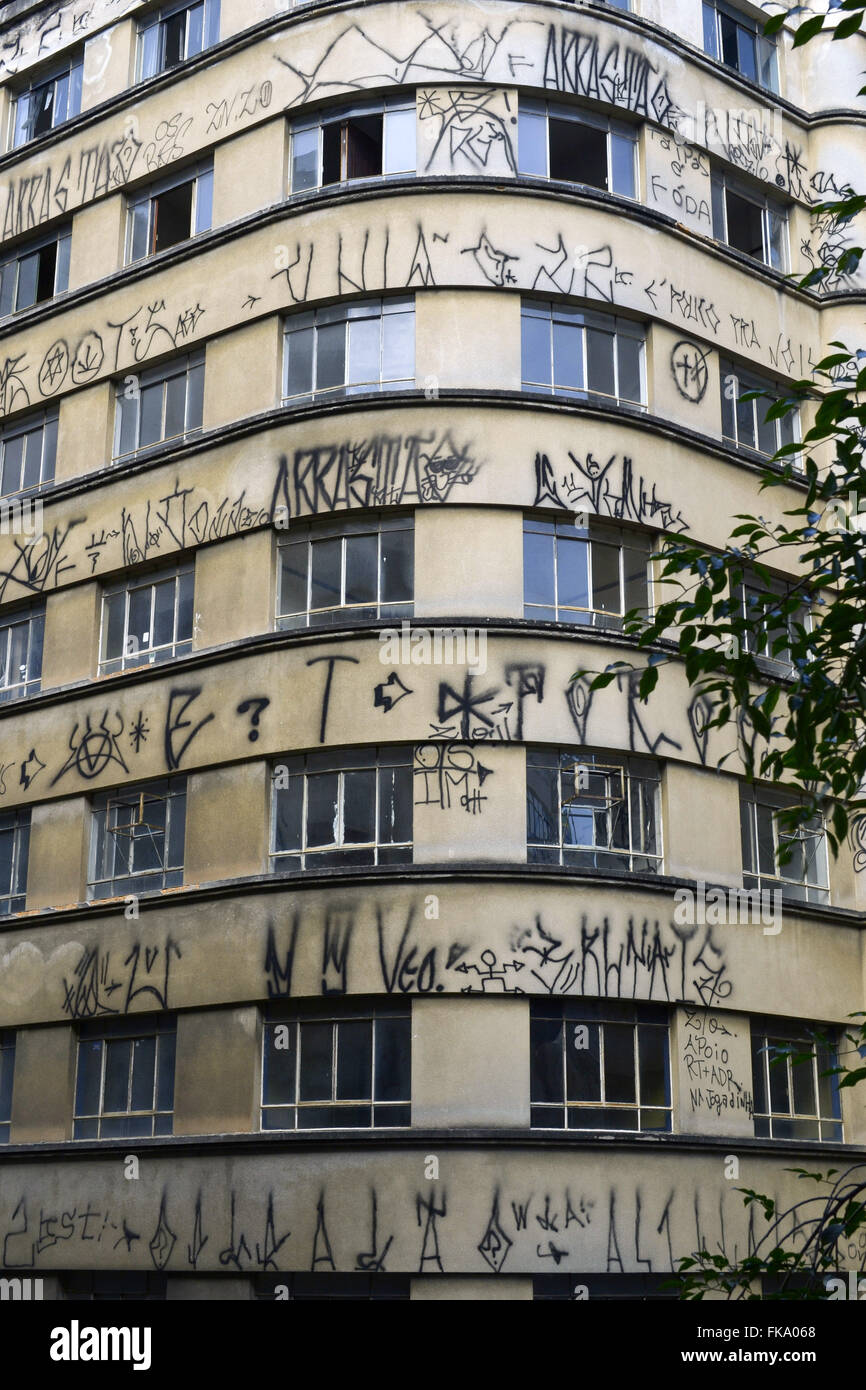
[299,1022,332,1100]
[617,334,643,404]
[139,22,160,79]
[586,328,616,397]
[279,542,309,617]
[336,1020,372,1099]
[518,109,547,176]
[702,2,718,58]
[737,25,757,83]
[0,828,13,896]
[374,1016,410,1101]
[187,1,204,57]
[591,541,621,615]
[382,308,414,383]
[152,580,176,648]
[15,252,38,311]
[558,537,591,612]
[306,772,340,847]
[264,1022,296,1105]
[623,546,649,614]
[531,1017,564,1103]
[285,325,314,397]
[791,1051,816,1116]
[163,372,187,440]
[380,527,413,604]
[378,764,411,845]
[292,127,320,191]
[54,235,70,295]
[526,761,559,845]
[603,1023,636,1103]
[22,428,44,490]
[76,1040,103,1116]
[736,389,756,449]
[1,436,23,495]
[176,570,194,641]
[310,537,342,611]
[343,768,376,843]
[186,359,205,429]
[316,321,346,392]
[522,312,551,387]
[553,320,584,392]
[638,1026,668,1107]
[347,316,380,388]
[344,532,378,605]
[610,132,636,197]
[768,1045,791,1113]
[524,529,555,608]
[103,1038,132,1112]
[139,382,164,447]
[274,775,303,853]
[566,1021,601,1102]
[130,1036,156,1110]
[383,108,415,175]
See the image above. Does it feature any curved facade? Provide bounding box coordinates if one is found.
[0,0,864,1300]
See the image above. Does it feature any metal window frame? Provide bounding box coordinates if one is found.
[520,300,647,407]
[10,52,83,149]
[260,1006,411,1130]
[526,748,663,871]
[276,514,414,626]
[751,1019,842,1140]
[126,159,213,263]
[98,562,194,672]
[712,171,789,269]
[88,777,187,896]
[73,1015,176,1139]
[289,98,416,193]
[113,347,205,458]
[269,749,413,870]
[0,226,71,315]
[720,358,801,455]
[282,296,415,402]
[0,407,57,496]
[0,607,42,700]
[740,786,829,901]
[0,810,29,913]
[519,97,639,198]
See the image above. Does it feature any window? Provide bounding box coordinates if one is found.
[518,100,637,198]
[10,55,83,148]
[0,227,70,316]
[740,785,829,904]
[521,302,645,408]
[262,1001,411,1130]
[530,999,671,1131]
[254,1274,410,1300]
[277,515,413,628]
[100,564,194,673]
[702,0,779,89]
[290,100,415,192]
[0,810,30,914]
[733,569,809,669]
[527,749,661,872]
[524,518,651,627]
[0,1031,14,1143]
[138,0,220,79]
[711,172,787,268]
[114,349,204,458]
[751,1018,842,1141]
[73,1014,176,1139]
[0,607,43,702]
[283,298,414,402]
[127,162,213,262]
[534,1275,676,1301]
[0,409,57,496]
[720,359,800,457]
[88,778,187,899]
[271,748,412,872]
[60,1273,167,1300]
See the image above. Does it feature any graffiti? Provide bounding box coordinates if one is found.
[730,315,761,350]
[306,655,359,743]
[461,231,519,286]
[61,938,182,1019]
[645,277,721,336]
[456,949,525,993]
[534,451,688,533]
[143,112,193,173]
[435,673,511,741]
[0,354,30,416]
[374,672,413,712]
[205,80,273,133]
[1,125,141,239]
[504,663,545,741]
[38,341,69,397]
[269,432,480,519]
[336,224,436,294]
[414,743,494,815]
[850,817,866,874]
[50,710,129,786]
[236,698,270,742]
[509,914,732,1006]
[670,341,710,404]
[419,87,517,174]
[355,1192,394,1273]
[416,1191,447,1273]
[531,237,629,303]
[129,713,150,754]
[164,687,214,772]
[264,917,299,999]
[681,1007,753,1120]
[71,331,105,386]
[478,1193,513,1272]
[85,478,272,573]
[270,242,314,303]
[18,749,45,791]
[541,25,678,125]
[108,297,206,369]
[311,1196,335,1272]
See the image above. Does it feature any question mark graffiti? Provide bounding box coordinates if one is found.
[236,698,271,742]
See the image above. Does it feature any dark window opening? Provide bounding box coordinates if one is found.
[726,189,764,259]
[152,179,194,253]
[548,118,608,189]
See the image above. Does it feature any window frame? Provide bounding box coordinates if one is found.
[73,1013,176,1140]
[521,300,647,409]
[0,1029,14,1143]
[113,348,205,459]
[126,160,214,264]
[517,98,639,199]
[99,562,195,673]
[261,999,412,1131]
[530,999,673,1133]
[719,358,801,458]
[276,512,414,629]
[10,53,83,149]
[711,170,788,269]
[0,408,57,497]
[0,225,71,317]
[526,747,663,873]
[750,1017,842,1141]
[734,567,810,670]
[137,0,220,81]
[740,784,830,905]
[523,515,652,627]
[289,97,416,194]
[0,605,44,703]
[270,747,413,873]
[282,296,415,403]
[88,777,187,900]
[702,0,780,92]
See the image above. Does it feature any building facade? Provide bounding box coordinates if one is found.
[0,0,864,1301]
